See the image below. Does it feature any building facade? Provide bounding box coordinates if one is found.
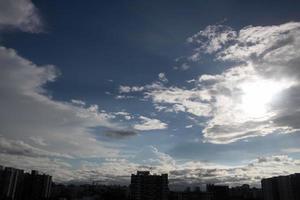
[261,173,300,200]
[130,171,169,200]
[0,166,52,200]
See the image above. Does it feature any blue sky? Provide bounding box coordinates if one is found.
[1,0,300,188]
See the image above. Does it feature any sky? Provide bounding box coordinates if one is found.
[1,0,300,188]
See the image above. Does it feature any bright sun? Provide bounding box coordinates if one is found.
[239,79,292,120]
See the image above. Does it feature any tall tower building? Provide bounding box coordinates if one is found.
[262,173,300,200]
[130,171,169,200]
[0,167,24,200]
[23,170,52,200]
[0,167,52,200]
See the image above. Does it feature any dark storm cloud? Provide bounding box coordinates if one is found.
[103,129,138,139]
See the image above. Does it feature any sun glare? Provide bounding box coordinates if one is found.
[239,79,292,120]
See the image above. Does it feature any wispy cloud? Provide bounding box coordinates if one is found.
[3,144,299,187]
[127,22,300,144]
[0,0,43,32]
[0,46,122,159]
[133,116,168,131]
[158,72,168,83]
[187,25,236,58]
[282,148,300,153]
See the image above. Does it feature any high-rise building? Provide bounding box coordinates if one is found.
[23,170,52,200]
[0,166,52,200]
[262,177,279,200]
[0,167,24,200]
[277,176,293,200]
[290,173,300,200]
[130,171,169,200]
[262,173,300,200]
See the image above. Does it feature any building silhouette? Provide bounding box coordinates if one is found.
[0,167,24,200]
[169,188,213,200]
[130,171,168,200]
[207,184,230,200]
[261,173,300,200]
[0,166,52,200]
[51,184,129,200]
[230,184,262,200]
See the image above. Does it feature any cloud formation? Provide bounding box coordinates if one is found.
[0,0,43,32]
[128,22,300,144]
[169,155,300,187]
[3,144,299,187]
[158,72,168,83]
[0,45,169,181]
[0,136,72,159]
[133,116,168,131]
[0,46,122,159]
[187,25,236,60]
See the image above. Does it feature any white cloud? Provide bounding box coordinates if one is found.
[114,111,130,116]
[124,115,132,120]
[217,22,300,63]
[146,86,212,116]
[170,155,300,187]
[2,135,299,187]
[0,46,122,160]
[119,85,131,93]
[115,95,128,99]
[30,136,48,146]
[138,22,300,144]
[131,86,145,92]
[67,146,176,184]
[4,145,298,187]
[0,145,175,184]
[0,0,43,32]
[180,63,190,70]
[119,85,145,94]
[80,152,298,187]
[133,116,168,131]
[114,111,133,120]
[282,148,300,153]
[116,82,164,100]
[173,63,190,71]
[187,25,237,60]
[71,99,86,106]
[158,72,168,83]
[0,136,73,159]
[133,146,175,172]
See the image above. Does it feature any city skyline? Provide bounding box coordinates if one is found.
[2,165,300,200]
[1,0,300,188]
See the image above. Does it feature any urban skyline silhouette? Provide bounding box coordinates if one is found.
[1,166,299,200]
